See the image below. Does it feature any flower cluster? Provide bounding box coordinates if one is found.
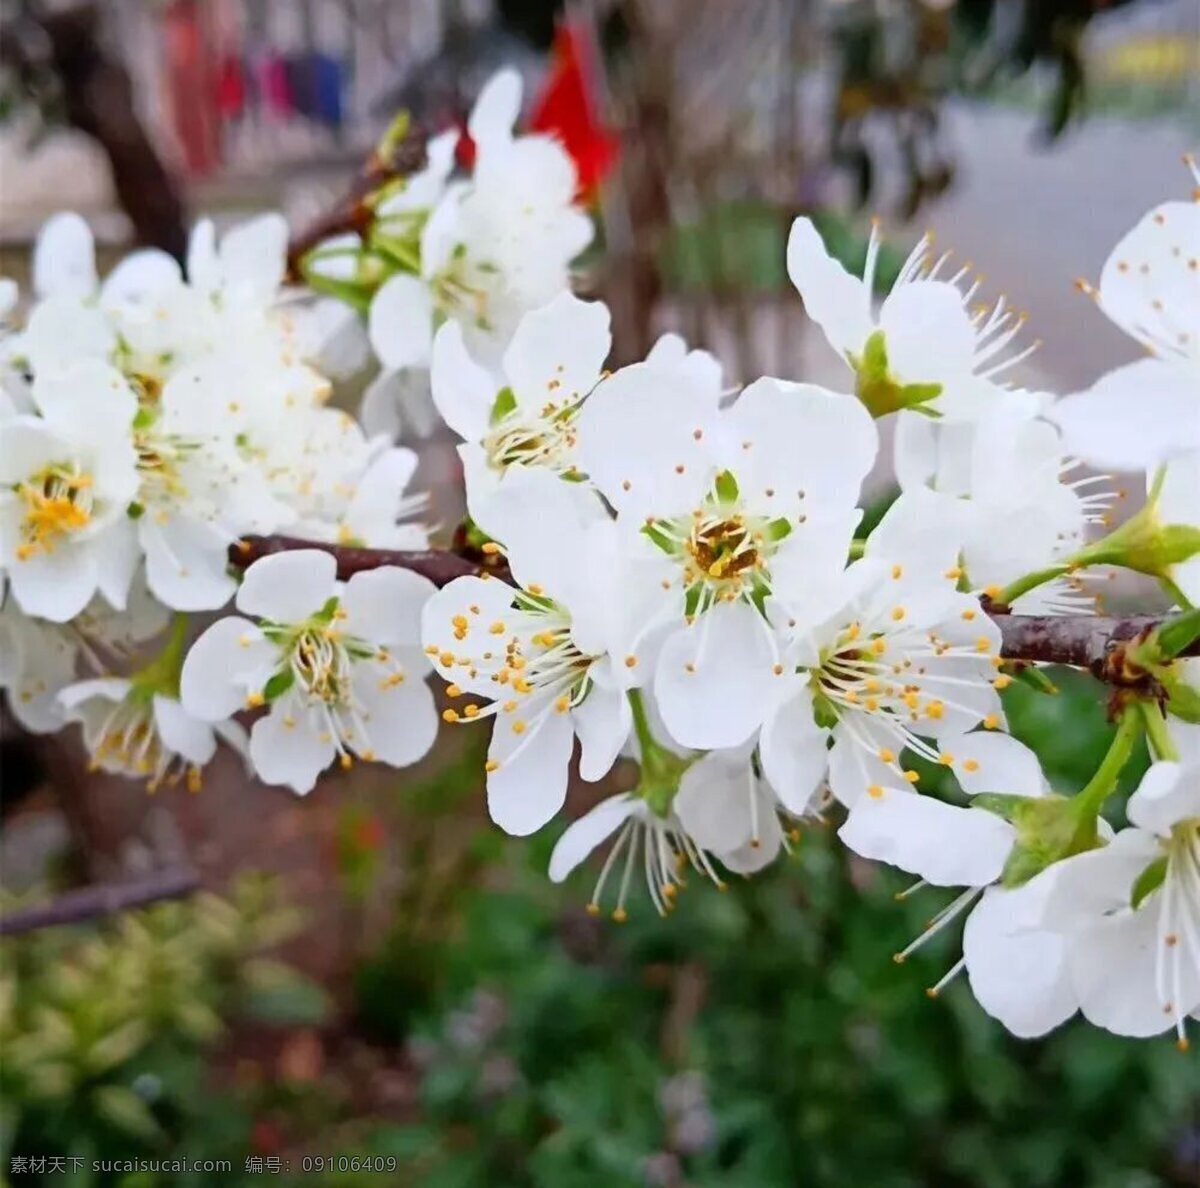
[2,71,1197,1048]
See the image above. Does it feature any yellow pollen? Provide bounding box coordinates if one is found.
[555,696,570,713]
[612,908,628,923]
[339,753,353,770]
[963,759,980,773]
[624,655,638,668]
[993,675,1012,690]
[439,651,455,666]
[512,720,527,735]
[983,585,1002,600]
[489,621,506,635]
[944,566,963,580]
[846,622,861,641]
[481,542,502,555]
[513,677,533,694]
[245,691,264,708]
[361,749,376,761]
[186,766,202,794]
[442,709,460,723]
[452,615,469,631]
[528,584,544,595]
[904,770,919,784]
[975,636,992,653]
[939,753,955,766]
[503,699,518,713]
[586,903,601,916]
[961,609,976,621]
[446,684,462,698]
[463,704,481,719]
[926,701,945,720]
[871,638,887,655]
[891,565,903,580]
[879,748,896,763]
[892,606,906,622]
[485,759,500,773]
[983,714,1000,730]
[903,691,920,710]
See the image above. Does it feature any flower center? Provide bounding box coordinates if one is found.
[483,403,581,475]
[90,695,201,793]
[15,462,94,559]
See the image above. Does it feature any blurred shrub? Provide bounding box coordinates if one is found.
[346,671,1193,1188]
[1,876,326,1184]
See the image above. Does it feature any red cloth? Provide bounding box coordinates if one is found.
[530,21,619,200]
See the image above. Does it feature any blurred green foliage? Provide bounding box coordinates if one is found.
[660,204,909,296]
[0,876,326,1186]
[333,667,1192,1188]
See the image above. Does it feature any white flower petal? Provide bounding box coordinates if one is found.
[341,565,436,646]
[839,789,1014,886]
[573,683,631,782]
[759,684,830,815]
[100,250,181,307]
[152,695,217,765]
[963,882,1078,1038]
[142,516,235,611]
[502,292,610,410]
[785,217,872,359]
[249,695,336,795]
[7,542,100,622]
[235,550,338,622]
[369,274,435,371]
[676,752,756,853]
[1127,761,1200,836]
[180,616,275,720]
[431,320,497,441]
[33,213,96,299]
[549,793,637,882]
[953,732,1047,799]
[654,602,779,750]
[353,665,438,767]
[879,280,977,387]
[468,68,522,152]
[1050,358,1200,471]
[576,362,719,519]
[486,709,574,836]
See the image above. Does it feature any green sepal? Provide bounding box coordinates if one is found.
[1159,670,1200,724]
[263,669,295,703]
[313,596,341,625]
[849,330,943,419]
[1013,666,1060,696]
[714,469,740,504]
[490,386,517,425]
[765,517,793,543]
[132,406,157,431]
[810,687,840,731]
[642,520,677,556]
[300,271,374,317]
[1130,856,1168,910]
[974,793,1104,888]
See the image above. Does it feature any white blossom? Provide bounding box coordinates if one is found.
[181,550,438,794]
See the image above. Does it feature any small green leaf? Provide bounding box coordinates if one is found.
[1130,856,1168,909]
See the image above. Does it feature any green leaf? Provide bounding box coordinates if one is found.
[1130,856,1167,910]
[241,959,332,1025]
[490,386,517,425]
[92,1085,164,1143]
[85,1021,148,1074]
[263,669,295,702]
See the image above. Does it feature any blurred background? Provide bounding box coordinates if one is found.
[1,2,1198,1185]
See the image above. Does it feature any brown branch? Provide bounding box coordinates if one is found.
[285,123,429,281]
[0,867,200,938]
[230,538,1199,673]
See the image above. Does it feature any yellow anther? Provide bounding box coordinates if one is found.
[452,614,469,630]
[891,564,903,580]
[891,606,906,622]
[993,675,1012,690]
[865,697,880,712]
[555,696,570,713]
[481,541,502,555]
[961,609,976,621]
[846,622,861,641]
[245,691,265,708]
[485,759,500,773]
[528,583,544,595]
[903,691,920,710]
[944,566,963,580]
[939,753,955,766]
[963,759,980,773]
[871,637,887,655]
[512,720,527,735]
[339,753,353,770]
[867,784,884,799]
[612,907,628,923]
[463,704,481,719]
[878,748,895,763]
[975,636,992,653]
[503,699,518,713]
[624,654,638,669]
[446,684,462,698]
[903,770,919,784]
[442,709,460,723]
[983,714,1000,730]
[586,902,601,916]
[513,677,533,694]
[489,621,506,635]
[439,651,456,666]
